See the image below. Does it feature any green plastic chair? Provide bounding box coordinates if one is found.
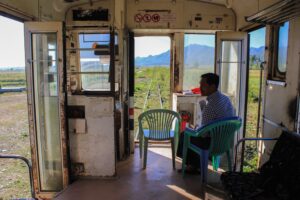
[182,117,242,183]
[138,109,181,169]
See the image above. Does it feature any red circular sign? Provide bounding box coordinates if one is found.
[134,14,143,23]
[152,14,160,22]
[143,14,151,22]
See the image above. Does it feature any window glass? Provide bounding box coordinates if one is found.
[81,74,110,90]
[78,33,113,91]
[32,33,63,190]
[183,34,215,90]
[220,41,241,109]
[277,22,289,73]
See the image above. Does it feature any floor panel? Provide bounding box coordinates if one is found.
[55,145,226,200]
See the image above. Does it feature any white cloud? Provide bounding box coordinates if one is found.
[0,16,25,67]
[135,36,170,58]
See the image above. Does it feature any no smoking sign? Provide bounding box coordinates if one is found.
[134,14,143,23]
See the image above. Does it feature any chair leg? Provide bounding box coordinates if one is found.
[200,150,209,183]
[171,139,176,170]
[212,156,220,171]
[143,138,148,169]
[139,134,144,159]
[226,150,232,171]
[182,134,189,177]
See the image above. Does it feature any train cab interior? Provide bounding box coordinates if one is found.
[0,0,300,199]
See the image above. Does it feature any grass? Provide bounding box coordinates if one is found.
[0,72,26,87]
[134,67,170,134]
[0,71,30,199]
[0,93,31,199]
[244,69,261,172]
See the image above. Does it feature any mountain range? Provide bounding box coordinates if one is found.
[0,44,265,70]
[135,44,265,67]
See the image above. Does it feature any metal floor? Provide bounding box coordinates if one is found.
[55,145,227,200]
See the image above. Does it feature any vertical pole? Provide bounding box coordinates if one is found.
[128,32,135,153]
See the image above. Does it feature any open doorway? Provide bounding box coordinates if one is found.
[244,27,266,171]
[133,36,171,139]
[0,15,30,198]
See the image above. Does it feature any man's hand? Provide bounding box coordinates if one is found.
[188,124,199,130]
[188,123,195,129]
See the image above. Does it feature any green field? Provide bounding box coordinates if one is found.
[244,70,261,171]
[0,92,30,199]
[0,70,30,199]
[134,67,170,136]
[0,71,26,88]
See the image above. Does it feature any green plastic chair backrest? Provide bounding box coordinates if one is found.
[138,109,181,140]
[192,117,242,155]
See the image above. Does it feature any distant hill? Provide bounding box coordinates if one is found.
[249,46,265,61]
[135,44,265,68]
[0,67,25,72]
[184,44,214,67]
[135,51,171,67]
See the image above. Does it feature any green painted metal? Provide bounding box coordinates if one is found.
[182,117,242,183]
[138,109,181,169]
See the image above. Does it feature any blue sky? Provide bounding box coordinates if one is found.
[184,34,215,47]
[135,31,266,58]
[278,22,289,47]
[0,16,25,68]
[249,27,266,48]
[135,34,215,58]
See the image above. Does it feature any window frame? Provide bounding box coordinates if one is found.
[69,29,116,96]
[268,22,289,82]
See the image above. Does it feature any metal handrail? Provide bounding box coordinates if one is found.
[0,154,35,199]
[234,137,278,172]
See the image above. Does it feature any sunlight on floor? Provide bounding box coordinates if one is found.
[166,184,202,200]
[148,145,174,160]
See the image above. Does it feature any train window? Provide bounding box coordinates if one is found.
[277,22,289,73]
[269,22,289,81]
[183,34,215,90]
[78,33,111,91]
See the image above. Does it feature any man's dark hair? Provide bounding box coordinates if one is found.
[201,73,219,88]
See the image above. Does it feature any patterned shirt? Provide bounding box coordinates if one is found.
[198,91,235,126]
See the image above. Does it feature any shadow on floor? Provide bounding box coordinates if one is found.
[55,145,226,200]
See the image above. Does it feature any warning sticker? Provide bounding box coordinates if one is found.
[143,14,152,22]
[151,14,160,22]
[133,12,176,24]
[134,13,143,23]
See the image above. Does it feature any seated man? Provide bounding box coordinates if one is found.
[177,73,235,173]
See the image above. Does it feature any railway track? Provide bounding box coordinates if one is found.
[134,69,168,140]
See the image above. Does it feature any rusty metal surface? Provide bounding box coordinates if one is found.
[173,49,180,93]
[24,31,40,196]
